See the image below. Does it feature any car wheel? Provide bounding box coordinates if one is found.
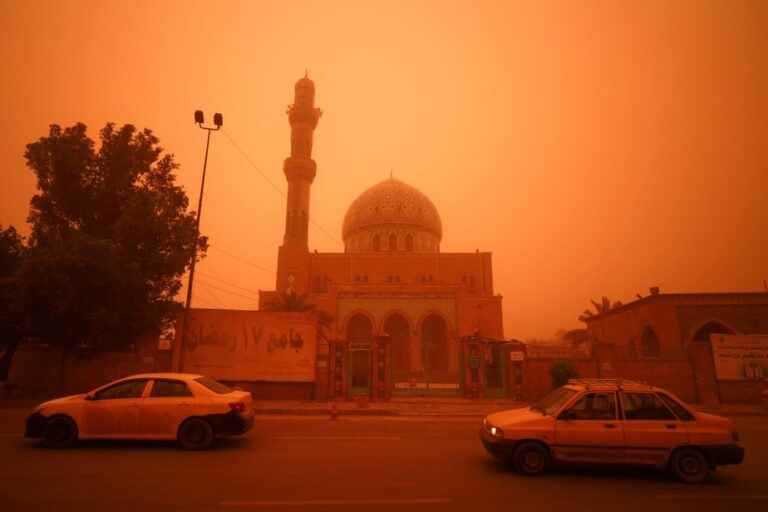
[178,418,214,450]
[44,416,78,449]
[670,447,710,484]
[512,441,549,476]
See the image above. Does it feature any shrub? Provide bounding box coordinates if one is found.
[550,359,579,389]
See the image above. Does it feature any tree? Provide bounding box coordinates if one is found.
[0,225,27,383]
[578,296,623,322]
[17,123,207,357]
[261,292,334,343]
[550,359,579,389]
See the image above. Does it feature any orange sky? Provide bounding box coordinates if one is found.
[2,0,767,339]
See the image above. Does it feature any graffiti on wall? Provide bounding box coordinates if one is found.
[711,334,768,381]
[181,310,317,382]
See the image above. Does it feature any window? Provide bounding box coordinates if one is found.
[405,234,414,251]
[94,379,148,400]
[622,392,675,420]
[530,387,578,416]
[388,233,397,251]
[640,326,661,358]
[150,379,193,398]
[560,392,617,420]
[195,376,233,394]
[658,393,695,421]
[372,235,380,251]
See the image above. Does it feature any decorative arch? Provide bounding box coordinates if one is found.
[388,233,397,251]
[420,313,449,377]
[383,312,412,379]
[692,320,738,344]
[372,234,381,251]
[341,309,377,339]
[640,326,661,358]
[405,234,414,251]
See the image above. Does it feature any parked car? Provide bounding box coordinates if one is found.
[25,373,254,450]
[480,378,743,483]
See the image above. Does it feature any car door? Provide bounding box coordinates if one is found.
[553,391,625,464]
[82,379,149,438]
[140,379,196,438]
[620,391,689,466]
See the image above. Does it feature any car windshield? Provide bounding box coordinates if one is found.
[195,376,233,394]
[530,387,578,416]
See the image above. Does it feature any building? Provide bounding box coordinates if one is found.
[581,289,768,404]
[259,75,505,399]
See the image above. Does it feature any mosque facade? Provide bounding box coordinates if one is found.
[259,75,506,399]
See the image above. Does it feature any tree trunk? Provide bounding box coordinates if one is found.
[0,339,20,383]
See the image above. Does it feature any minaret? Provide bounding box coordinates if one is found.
[276,73,322,295]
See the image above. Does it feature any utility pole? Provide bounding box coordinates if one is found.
[172,110,222,371]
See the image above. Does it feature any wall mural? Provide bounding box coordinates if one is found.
[180,310,317,382]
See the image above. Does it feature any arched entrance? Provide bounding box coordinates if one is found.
[384,314,411,383]
[690,321,735,405]
[347,314,373,396]
[421,314,449,383]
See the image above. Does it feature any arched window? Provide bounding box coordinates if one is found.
[640,326,661,358]
[372,234,380,251]
[693,321,734,343]
[405,234,414,251]
[389,233,397,251]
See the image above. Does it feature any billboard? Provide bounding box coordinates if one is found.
[180,309,317,382]
[711,334,768,381]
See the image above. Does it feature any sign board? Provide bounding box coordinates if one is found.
[711,334,768,381]
[394,382,460,389]
[509,351,525,362]
[181,310,317,382]
[349,342,372,351]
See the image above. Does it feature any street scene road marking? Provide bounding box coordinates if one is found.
[656,495,768,501]
[220,498,452,507]
[272,436,401,441]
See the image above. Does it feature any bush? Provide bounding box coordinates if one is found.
[550,359,579,389]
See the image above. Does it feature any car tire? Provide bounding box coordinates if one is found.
[43,415,78,449]
[178,418,214,450]
[670,447,710,484]
[512,441,549,476]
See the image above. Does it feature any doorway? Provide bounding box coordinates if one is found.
[347,314,373,397]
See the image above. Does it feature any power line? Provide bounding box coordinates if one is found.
[197,280,261,303]
[221,128,344,248]
[210,246,274,273]
[199,271,263,296]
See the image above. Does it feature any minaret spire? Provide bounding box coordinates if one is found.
[275,74,322,295]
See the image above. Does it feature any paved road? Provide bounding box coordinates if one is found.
[1,410,767,512]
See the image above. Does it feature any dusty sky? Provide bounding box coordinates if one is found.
[2,0,766,339]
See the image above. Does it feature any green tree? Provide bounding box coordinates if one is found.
[0,225,26,382]
[550,359,579,389]
[17,123,207,357]
[578,296,623,322]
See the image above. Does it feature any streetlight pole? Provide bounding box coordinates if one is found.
[173,110,223,371]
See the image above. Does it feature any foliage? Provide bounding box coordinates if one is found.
[578,296,623,323]
[0,226,27,381]
[261,292,334,343]
[17,122,207,352]
[550,359,579,389]
[0,226,26,277]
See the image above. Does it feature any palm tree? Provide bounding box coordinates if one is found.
[261,292,334,343]
[578,296,623,323]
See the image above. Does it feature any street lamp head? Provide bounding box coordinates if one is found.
[194,110,204,124]
[213,113,223,127]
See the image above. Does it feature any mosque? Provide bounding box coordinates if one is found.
[258,75,506,399]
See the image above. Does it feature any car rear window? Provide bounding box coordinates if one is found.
[195,376,233,394]
[658,393,695,421]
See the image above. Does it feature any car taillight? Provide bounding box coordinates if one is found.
[229,402,246,413]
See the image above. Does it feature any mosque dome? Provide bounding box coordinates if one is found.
[342,178,442,253]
